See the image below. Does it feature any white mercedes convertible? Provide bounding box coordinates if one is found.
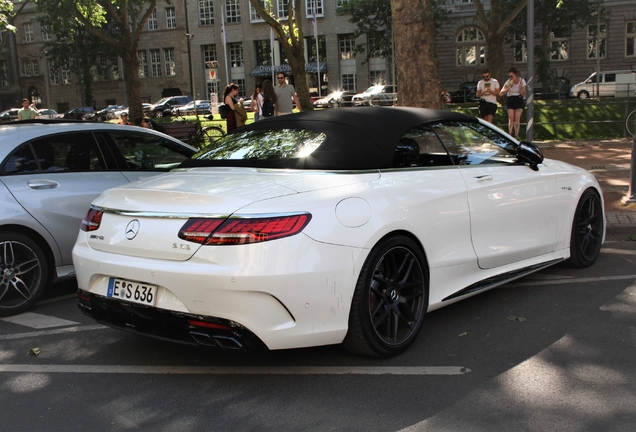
[73,108,604,357]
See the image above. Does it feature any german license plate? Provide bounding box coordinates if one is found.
[107,278,157,306]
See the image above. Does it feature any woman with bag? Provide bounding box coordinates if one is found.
[499,67,527,138]
[250,83,263,122]
[260,80,277,118]
[223,83,241,132]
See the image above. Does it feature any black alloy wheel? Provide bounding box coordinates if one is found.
[343,235,428,357]
[566,189,604,268]
[0,232,49,317]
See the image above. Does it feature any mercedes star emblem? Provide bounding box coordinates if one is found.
[125,219,140,240]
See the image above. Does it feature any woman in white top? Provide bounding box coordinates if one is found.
[499,67,527,138]
[250,83,263,121]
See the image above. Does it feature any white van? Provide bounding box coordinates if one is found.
[569,70,636,99]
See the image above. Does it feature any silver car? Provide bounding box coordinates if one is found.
[0,121,196,316]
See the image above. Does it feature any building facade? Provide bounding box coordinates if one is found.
[1,0,635,112]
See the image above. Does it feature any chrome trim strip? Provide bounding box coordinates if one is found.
[95,206,310,220]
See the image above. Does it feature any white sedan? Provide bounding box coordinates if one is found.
[73,108,605,357]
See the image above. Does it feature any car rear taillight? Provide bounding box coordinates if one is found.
[80,206,103,232]
[178,213,311,245]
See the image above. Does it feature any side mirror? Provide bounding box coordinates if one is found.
[516,141,544,171]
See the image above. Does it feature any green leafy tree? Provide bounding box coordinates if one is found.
[505,0,603,87]
[35,0,158,119]
[37,17,118,106]
[249,0,312,110]
[0,0,28,53]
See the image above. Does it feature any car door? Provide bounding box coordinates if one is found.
[0,132,130,266]
[433,121,560,270]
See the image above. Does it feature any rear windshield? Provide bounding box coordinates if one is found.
[194,129,326,161]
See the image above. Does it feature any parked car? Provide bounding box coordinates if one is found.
[313,91,356,108]
[37,109,58,119]
[56,106,95,120]
[73,108,604,357]
[569,70,636,99]
[0,108,20,123]
[450,84,478,103]
[0,120,197,316]
[84,105,125,121]
[351,85,397,106]
[167,100,211,116]
[146,96,194,118]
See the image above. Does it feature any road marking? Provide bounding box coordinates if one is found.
[0,324,105,341]
[0,312,79,329]
[36,293,77,305]
[0,364,470,375]
[507,274,636,288]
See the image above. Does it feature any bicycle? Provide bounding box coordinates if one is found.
[170,109,226,148]
[626,108,636,138]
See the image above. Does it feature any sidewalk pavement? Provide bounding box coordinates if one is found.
[537,138,636,240]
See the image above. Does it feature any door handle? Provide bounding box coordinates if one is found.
[473,175,492,182]
[27,179,59,189]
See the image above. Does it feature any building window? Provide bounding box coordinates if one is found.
[226,0,241,23]
[24,24,34,42]
[199,0,214,25]
[1,60,9,86]
[229,42,243,67]
[305,0,323,17]
[23,60,39,76]
[62,69,72,85]
[49,64,60,85]
[550,32,569,61]
[456,27,486,66]
[41,25,51,41]
[250,0,264,21]
[166,7,176,29]
[587,24,607,59]
[254,40,271,65]
[339,34,355,60]
[148,9,158,30]
[164,48,176,76]
[336,0,350,9]
[203,44,217,65]
[306,35,326,62]
[341,73,356,91]
[138,51,148,78]
[233,78,246,98]
[514,33,527,63]
[277,0,289,19]
[626,22,636,57]
[370,70,386,85]
[150,49,162,77]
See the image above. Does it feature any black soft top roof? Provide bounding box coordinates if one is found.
[181,107,478,170]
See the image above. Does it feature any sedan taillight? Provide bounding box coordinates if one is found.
[80,206,103,232]
[178,213,311,245]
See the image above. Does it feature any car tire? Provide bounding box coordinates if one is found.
[565,189,604,268]
[154,110,163,118]
[577,91,590,99]
[343,235,429,357]
[0,232,49,317]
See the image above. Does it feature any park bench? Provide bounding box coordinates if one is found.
[155,122,197,143]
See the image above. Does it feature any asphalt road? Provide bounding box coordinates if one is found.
[1,241,635,432]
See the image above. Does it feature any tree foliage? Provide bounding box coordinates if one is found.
[0,0,28,53]
[248,0,312,110]
[505,0,603,86]
[35,0,158,119]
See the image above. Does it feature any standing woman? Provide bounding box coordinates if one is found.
[260,79,277,117]
[223,82,240,132]
[499,67,527,138]
[250,83,263,121]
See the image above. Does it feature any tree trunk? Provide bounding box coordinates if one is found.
[121,52,143,120]
[391,0,441,108]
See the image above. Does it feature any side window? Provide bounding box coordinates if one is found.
[106,130,193,171]
[1,144,39,174]
[392,125,454,168]
[30,132,106,172]
[432,122,517,166]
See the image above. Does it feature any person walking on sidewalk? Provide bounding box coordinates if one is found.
[476,69,499,124]
[500,67,527,138]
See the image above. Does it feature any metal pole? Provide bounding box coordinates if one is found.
[596,6,600,98]
[184,0,196,99]
[525,0,534,142]
[623,130,636,204]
